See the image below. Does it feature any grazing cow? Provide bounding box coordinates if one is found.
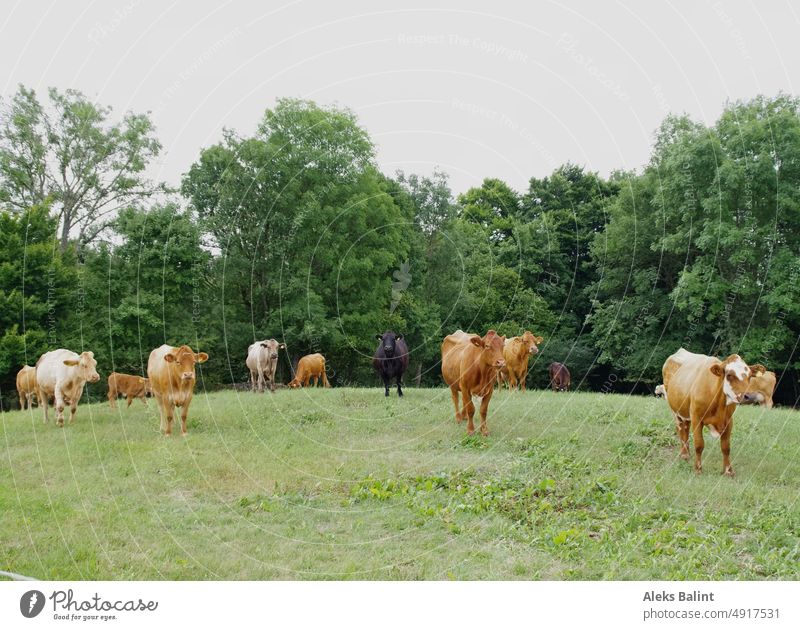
[373,332,409,397]
[35,350,100,426]
[743,369,777,409]
[441,329,506,436]
[288,353,330,388]
[498,331,543,391]
[246,339,285,393]
[549,362,571,392]
[16,365,38,409]
[107,372,151,409]
[654,384,666,398]
[662,348,765,476]
[147,344,208,436]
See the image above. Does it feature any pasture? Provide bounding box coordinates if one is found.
[2,387,799,580]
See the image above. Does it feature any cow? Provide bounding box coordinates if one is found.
[107,372,151,409]
[35,349,100,426]
[498,331,543,391]
[549,362,571,392]
[16,365,38,409]
[654,384,666,398]
[288,353,330,388]
[662,348,765,476]
[743,369,777,409]
[441,329,506,436]
[147,344,208,436]
[373,332,409,397]
[246,339,285,393]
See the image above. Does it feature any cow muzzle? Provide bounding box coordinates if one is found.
[495,359,506,367]
[181,372,196,381]
[529,348,539,355]
[89,374,100,383]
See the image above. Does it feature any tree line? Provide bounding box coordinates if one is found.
[2,86,799,408]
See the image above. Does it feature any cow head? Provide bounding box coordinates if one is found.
[521,331,544,355]
[141,378,153,396]
[288,378,301,389]
[63,351,100,383]
[710,355,766,405]
[376,332,403,357]
[470,330,506,369]
[164,345,209,382]
[259,339,286,361]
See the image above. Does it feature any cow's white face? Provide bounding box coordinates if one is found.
[721,356,750,405]
[64,351,100,384]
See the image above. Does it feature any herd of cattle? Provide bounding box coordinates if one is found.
[13,329,778,476]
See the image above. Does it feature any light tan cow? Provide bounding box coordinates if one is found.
[35,350,100,426]
[246,339,285,393]
[16,365,38,409]
[147,344,208,436]
[662,348,764,477]
[744,369,777,409]
[497,331,543,391]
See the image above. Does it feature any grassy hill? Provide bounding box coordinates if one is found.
[2,387,798,580]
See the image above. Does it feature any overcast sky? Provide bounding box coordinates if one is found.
[1,0,797,195]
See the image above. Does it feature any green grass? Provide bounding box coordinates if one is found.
[2,388,799,580]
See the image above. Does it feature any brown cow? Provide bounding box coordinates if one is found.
[441,330,506,436]
[288,353,330,388]
[662,348,765,477]
[743,369,776,409]
[147,344,208,436]
[16,365,38,409]
[498,331,543,391]
[107,372,151,409]
[549,362,571,392]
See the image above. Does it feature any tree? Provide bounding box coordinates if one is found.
[0,85,166,250]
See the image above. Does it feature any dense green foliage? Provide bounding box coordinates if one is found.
[2,88,800,407]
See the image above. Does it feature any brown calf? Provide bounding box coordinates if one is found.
[108,372,151,409]
[288,353,330,388]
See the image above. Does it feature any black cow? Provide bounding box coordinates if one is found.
[549,362,571,392]
[373,331,409,397]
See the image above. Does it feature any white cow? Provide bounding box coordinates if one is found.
[36,349,100,426]
[246,339,285,393]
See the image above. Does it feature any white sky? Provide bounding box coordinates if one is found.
[1,0,797,195]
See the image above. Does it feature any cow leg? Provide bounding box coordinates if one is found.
[54,388,66,427]
[39,388,49,423]
[157,398,168,435]
[163,401,175,436]
[461,386,476,434]
[478,394,492,436]
[675,415,690,460]
[108,388,116,409]
[126,394,134,408]
[396,374,403,397]
[180,405,189,437]
[692,420,704,474]
[322,371,330,388]
[720,420,734,477]
[520,368,528,392]
[383,375,390,397]
[68,401,77,424]
[449,385,462,423]
[507,371,517,391]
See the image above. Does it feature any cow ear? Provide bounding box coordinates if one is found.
[375,334,383,341]
[710,363,724,377]
[260,343,269,348]
[164,354,176,363]
[138,378,146,383]
[279,343,286,349]
[195,352,209,363]
[535,336,544,344]
[749,364,767,376]
[395,334,403,341]
[470,336,483,347]
[63,359,79,366]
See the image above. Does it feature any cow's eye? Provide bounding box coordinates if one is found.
[726,373,735,381]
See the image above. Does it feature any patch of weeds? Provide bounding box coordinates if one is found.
[296,411,330,425]
[459,434,489,450]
